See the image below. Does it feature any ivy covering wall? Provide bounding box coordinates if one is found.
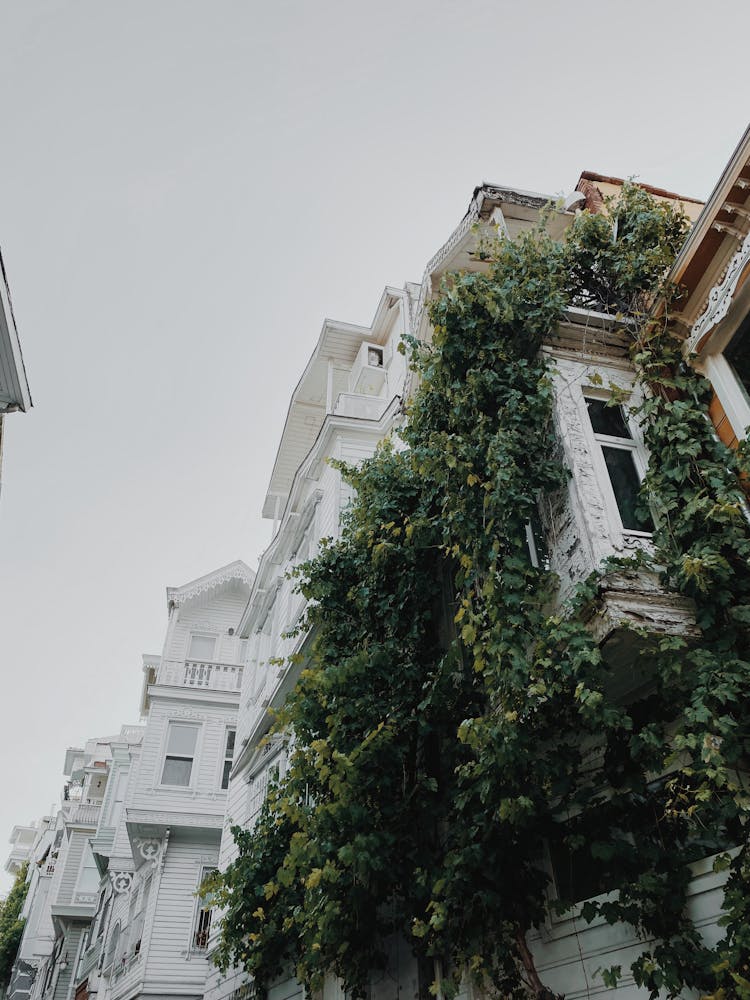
[0,863,28,990]
[211,187,750,1000]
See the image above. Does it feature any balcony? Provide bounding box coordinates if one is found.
[66,802,102,827]
[333,392,389,421]
[157,658,243,692]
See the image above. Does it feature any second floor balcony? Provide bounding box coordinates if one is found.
[64,801,102,827]
[157,658,243,692]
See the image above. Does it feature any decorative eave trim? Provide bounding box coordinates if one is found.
[166,559,254,611]
[686,228,750,355]
[669,124,750,290]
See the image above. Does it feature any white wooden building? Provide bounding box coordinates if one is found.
[67,561,253,1000]
[11,732,144,1000]
[204,284,417,1000]
[202,171,737,1000]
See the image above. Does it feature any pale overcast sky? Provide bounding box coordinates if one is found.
[0,0,747,888]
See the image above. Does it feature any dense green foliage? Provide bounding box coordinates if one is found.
[0,863,29,989]
[211,186,750,999]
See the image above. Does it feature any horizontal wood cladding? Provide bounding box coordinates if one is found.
[129,697,238,817]
[144,837,216,986]
[52,925,84,1000]
[166,591,248,663]
[709,390,740,449]
[55,832,86,906]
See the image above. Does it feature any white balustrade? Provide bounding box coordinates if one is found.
[157,659,243,692]
[333,392,388,420]
[68,802,102,826]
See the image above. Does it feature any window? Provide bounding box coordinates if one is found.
[188,634,216,661]
[525,505,548,570]
[585,396,653,532]
[192,867,217,951]
[130,874,152,957]
[221,729,236,790]
[96,892,111,940]
[103,922,120,976]
[725,313,750,399]
[548,839,609,904]
[161,723,199,786]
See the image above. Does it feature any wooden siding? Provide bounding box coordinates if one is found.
[165,590,248,663]
[52,925,85,1000]
[708,390,740,449]
[130,696,238,816]
[55,833,87,906]
[143,835,218,989]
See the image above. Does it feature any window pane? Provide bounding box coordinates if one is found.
[225,730,236,756]
[188,635,216,660]
[726,319,750,396]
[221,760,231,790]
[586,398,632,439]
[166,723,198,755]
[549,841,609,903]
[601,446,653,531]
[161,756,193,786]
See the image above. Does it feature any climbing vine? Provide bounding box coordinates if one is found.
[211,185,750,1000]
[0,863,28,990]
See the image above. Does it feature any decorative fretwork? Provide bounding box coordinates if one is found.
[688,228,750,354]
[111,871,133,894]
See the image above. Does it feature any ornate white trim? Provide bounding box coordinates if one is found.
[167,560,254,609]
[111,871,133,894]
[688,229,750,354]
[133,837,163,865]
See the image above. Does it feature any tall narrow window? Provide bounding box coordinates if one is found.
[725,314,750,398]
[131,874,152,957]
[192,867,217,951]
[161,723,199,787]
[221,729,236,790]
[585,397,653,532]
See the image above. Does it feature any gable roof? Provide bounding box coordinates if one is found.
[166,559,255,611]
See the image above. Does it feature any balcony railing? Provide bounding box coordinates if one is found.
[66,802,102,827]
[157,659,243,692]
[333,392,388,420]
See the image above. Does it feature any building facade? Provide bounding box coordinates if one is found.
[204,166,742,1000]
[7,129,750,1000]
[69,561,253,1000]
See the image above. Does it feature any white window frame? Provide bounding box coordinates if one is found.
[220,727,236,791]
[581,386,652,538]
[159,721,201,789]
[694,280,750,441]
[190,865,217,953]
[246,745,287,823]
[130,872,152,959]
[187,632,218,663]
